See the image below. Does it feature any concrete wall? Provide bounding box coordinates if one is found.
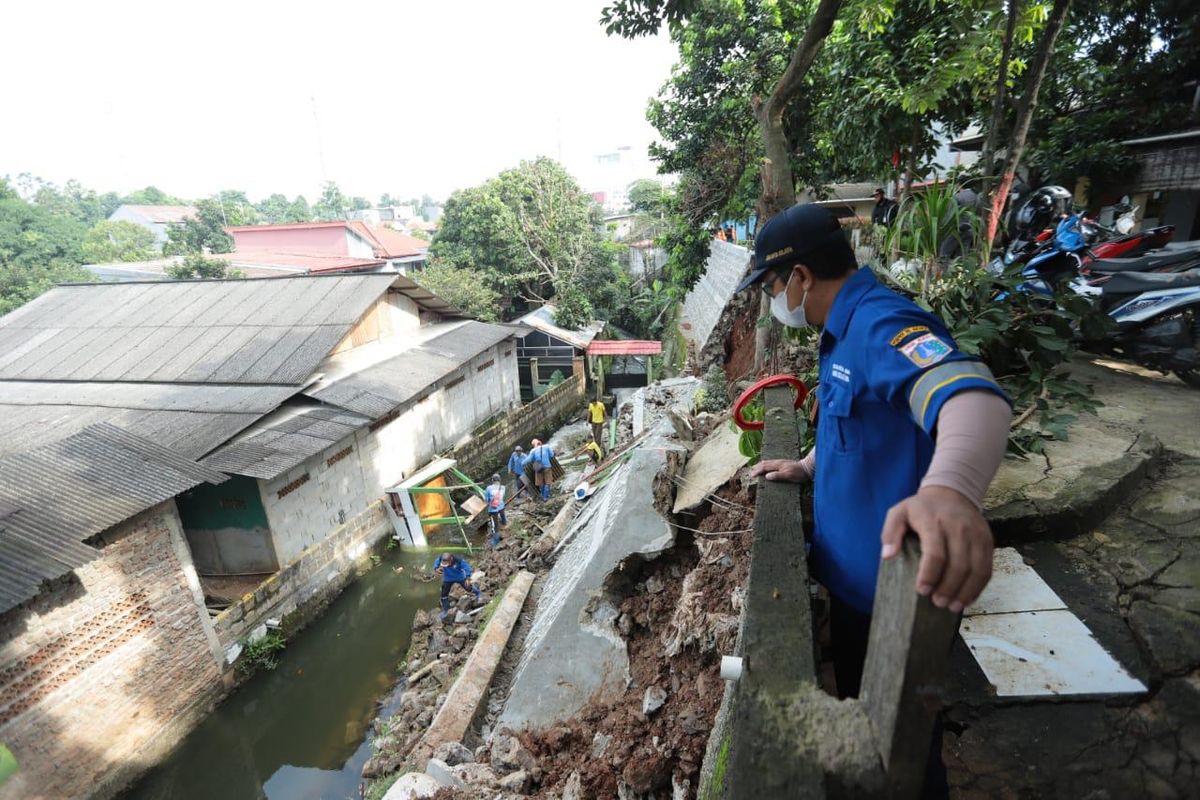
[0,503,224,800]
[261,341,519,565]
[211,501,391,650]
[450,367,587,481]
[177,476,278,574]
[680,239,750,355]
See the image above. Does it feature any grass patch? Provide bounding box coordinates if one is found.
[700,734,731,800]
[236,631,286,677]
[363,771,402,800]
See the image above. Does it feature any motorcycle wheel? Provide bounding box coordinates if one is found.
[1174,307,1200,389]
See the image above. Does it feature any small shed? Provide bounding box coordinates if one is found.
[515,305,605,399]
[587,339,663,392]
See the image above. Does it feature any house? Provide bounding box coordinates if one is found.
[227,220,430,274]
[514,304,605,400]
[107,204,198,247]
[1121,129,1200,239]
[0,273,523,800]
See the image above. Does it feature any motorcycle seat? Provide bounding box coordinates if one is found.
[1089,248,1200,273]
[1102,269,1200,295]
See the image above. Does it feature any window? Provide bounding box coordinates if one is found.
[277,473,310,499]
[326,446,353,467]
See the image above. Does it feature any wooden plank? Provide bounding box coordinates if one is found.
[725,387,824,799]
[859,536,960,799]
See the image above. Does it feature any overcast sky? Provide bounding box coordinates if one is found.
[0,0,678,202]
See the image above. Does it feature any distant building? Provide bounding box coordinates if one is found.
[797,182,881,223]
[107,204,197,247]
[227,220,430,273]
[0,273,522,799]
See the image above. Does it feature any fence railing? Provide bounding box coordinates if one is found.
[722,387,958,798]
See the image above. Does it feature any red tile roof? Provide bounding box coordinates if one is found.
[586,340,663,356]
[222,249,386,274]
[226,221,428,259]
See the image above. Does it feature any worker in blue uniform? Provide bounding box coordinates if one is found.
[741,204,1013,798]
[434,552,481,620]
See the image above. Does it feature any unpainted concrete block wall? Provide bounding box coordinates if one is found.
[0,503,224,800]
[450,370,587,481]
[680,239,751,354]
[261,342,520,562]
[211,501,390,650]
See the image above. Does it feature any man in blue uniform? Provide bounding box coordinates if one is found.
[742,204,1012,796]
[434,552,481,620]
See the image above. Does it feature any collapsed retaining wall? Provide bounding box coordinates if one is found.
[680,240,750,357]
[450,366,587,481]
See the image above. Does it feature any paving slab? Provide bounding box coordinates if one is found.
[672,423,746,514]
[498,431,682,730]
[965,547,1066,616]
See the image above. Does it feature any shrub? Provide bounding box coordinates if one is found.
[236,631,286,676]
[695,364,731,413]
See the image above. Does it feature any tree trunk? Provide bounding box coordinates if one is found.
[751,0,844,370]
[985,0,1072,248]
[981,0,1021,191]
[981,0,1021,264]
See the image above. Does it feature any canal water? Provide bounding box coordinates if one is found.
[123,548,441,800]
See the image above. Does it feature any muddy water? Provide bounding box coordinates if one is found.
[122,548,440,800]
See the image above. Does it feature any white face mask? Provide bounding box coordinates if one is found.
[769,270,811,328]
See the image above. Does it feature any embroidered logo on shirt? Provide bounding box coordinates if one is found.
[889,325,931,346]
[899,333,952,367]
[831,363,852,383]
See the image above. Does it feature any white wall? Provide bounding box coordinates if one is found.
[345,229,377,258]
[108,206,168,246]
[260,341,520,565]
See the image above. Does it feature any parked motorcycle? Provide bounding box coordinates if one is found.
[1000,222,1200,387]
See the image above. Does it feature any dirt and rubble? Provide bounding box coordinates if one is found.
[363,389,757,800]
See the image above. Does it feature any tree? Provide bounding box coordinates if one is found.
[166,253,241,280]
[121,186,185,206]
[430,158,623,325]
[213,190,259,226]
[349,196,372,212]
[81,220,158,263]
[412,262,501,321]
[287,196,312,223]
[1022,0,1200,198]
[314,181,348,221]
[164,199,234,255]
[984,0,1072,247]
[627,179,668,215]
[0,182,89,315]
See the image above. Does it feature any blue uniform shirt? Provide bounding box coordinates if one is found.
[813,268,1009,614]
[507,451,524,476]
[527,444,554,469]
[434,556,472,584]
[484,484,506,512]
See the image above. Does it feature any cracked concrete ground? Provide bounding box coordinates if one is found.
[945,361,1200,799]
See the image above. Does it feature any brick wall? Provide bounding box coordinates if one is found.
[0,502,224,800]
[212,500,391,650]
[450,370,587,480]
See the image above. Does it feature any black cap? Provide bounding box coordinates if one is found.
[736,204,845,292]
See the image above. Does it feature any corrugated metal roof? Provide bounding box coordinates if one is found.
[0,423,227,614]
[202,404,371,479]
[516,305,605,349]
[0,274,397,385]
[0,382,299,458]
[586,340,663,356]
[304,321,517,417]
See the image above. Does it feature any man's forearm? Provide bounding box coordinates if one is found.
[919,390,1012,509]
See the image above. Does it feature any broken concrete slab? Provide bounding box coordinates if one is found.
[672,422,747,514]
[986,413,1161,541]
[498,431,683,731]
[381,772,441,800]
[409,570,535,768]
[1079,358,1200,459]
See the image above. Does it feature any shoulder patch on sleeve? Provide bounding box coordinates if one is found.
[898,332,952,367]
[888,325,931,346]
